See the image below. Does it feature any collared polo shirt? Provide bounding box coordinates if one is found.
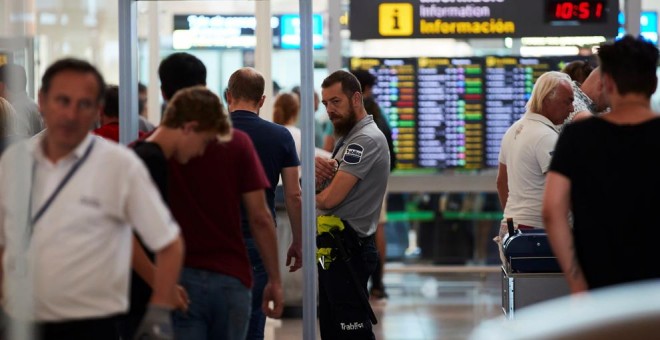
[317,115,390,237]
[0,133,179,321]
[499,112,560,229]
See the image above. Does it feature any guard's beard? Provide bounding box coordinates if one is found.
[333,103,358,137]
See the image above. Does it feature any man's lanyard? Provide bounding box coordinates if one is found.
[27,139,96,238]
[331,140,345,159]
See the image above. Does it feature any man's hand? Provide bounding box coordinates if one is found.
[315,156,337,186]
[569,277,589,294]
[133,305,174,340]
[174,285,189,312]
[286,241,302,272]
[261,280,284,319]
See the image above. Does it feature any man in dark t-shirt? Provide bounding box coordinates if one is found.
[227,67,302,340]
[126,86,231,339]
[544,36,660,293]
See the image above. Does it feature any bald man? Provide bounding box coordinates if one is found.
[227,67,302,340]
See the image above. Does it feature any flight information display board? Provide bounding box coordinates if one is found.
[483,56,584,167]
[417,57,484,169]
[348,56,586,171]
[350,57,418,169]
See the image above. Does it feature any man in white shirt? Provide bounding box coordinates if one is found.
[496,71,574,256]
[0,58,183,340]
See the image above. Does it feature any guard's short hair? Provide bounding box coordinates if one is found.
[273,92,299,125]
[227,67,264,104]
[526,71,572,114]
[321,70,362,99]
[161,86,231,139]
[598,35,659,97]
[159,53,206,100]
[40,58,106,103]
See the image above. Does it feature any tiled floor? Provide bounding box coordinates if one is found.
[271,267,502,340]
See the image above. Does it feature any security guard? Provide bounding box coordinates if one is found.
[315,70,390,340]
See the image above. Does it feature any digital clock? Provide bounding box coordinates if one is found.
[545,0,607,23]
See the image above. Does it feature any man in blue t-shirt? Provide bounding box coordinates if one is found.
[227,67,302,340]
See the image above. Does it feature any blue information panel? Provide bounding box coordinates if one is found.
[618,11,658,44]
[280,14,324,49]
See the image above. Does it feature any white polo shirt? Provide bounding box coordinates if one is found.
[0,134,180,321]
[499,113,560,229]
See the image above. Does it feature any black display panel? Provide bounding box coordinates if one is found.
[545,0,608,23]
[348,56,586,171]
[417,57,484,169]
[350,0,619,40]
[350,58,418,170]
[483,56,585,167]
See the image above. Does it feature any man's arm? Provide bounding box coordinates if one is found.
[133,236,185,339]
[543,172,588,294]
[150,235,185,307]
[281,166,302,272]
[496,163,508,210]
[132,235,155,286]
[316,170,359,210]
[242,190,284,318]
[131,235,189,311]
[315,156,336,187]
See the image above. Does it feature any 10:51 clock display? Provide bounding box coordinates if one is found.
[546,0,607,23]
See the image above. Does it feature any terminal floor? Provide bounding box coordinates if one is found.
[271,266,502,340]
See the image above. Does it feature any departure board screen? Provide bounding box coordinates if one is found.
[348,56,586,171]
[350,58,418,169]
[417,57,484,169]
[483,56,585,167]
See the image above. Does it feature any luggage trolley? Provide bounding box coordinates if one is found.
[501,219,570,318]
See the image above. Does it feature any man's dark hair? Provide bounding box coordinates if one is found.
[321,70,362,99]
[103,85,120,118]
[272,80,281,96]
[291,85,301,97]
[350,70,376,92]
[158,52,206,100]
[598,35,659,97]
[561,60,594,85]
[137,82,147,115]
[40,58,106,102]
[0,63,28,91]
[227,67,264,104]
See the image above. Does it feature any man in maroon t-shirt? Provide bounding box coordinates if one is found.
[159,52,283,340]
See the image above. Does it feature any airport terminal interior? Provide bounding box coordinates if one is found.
[2,0,660,339]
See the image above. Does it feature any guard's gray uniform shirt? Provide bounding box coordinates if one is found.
[318,115,390,237]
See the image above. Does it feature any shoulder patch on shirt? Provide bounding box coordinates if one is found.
[343,143,364,164]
